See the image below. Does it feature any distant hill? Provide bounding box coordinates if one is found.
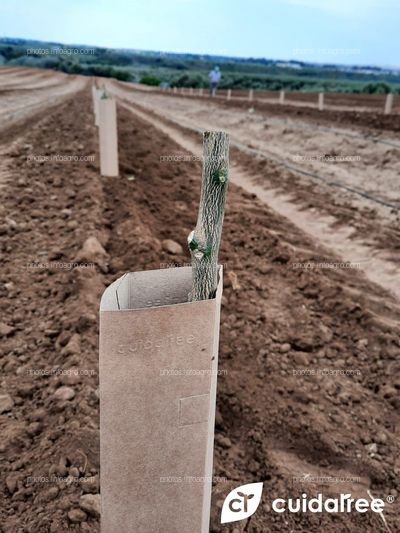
[1,37,399,94]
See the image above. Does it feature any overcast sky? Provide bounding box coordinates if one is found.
[0,0,397,67]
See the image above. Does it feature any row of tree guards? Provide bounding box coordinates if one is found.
[165,86,396,114]
[93,80,230,531]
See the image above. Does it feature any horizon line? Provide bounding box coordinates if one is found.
[2,35,400,72]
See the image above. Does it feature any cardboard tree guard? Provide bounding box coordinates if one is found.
[92,85,100,127]
[99,266,223,532]
[99,97,119,178]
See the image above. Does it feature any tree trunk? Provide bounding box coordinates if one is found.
[188,131,229,301]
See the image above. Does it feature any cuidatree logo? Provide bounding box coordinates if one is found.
[221,483,263,523]
[221,484,386,524]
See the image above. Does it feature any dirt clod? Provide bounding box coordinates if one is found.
[0,393,14,413]
[80,494,101,517]
[162,238,184,255]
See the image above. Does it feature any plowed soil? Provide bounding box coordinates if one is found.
[0,71,399,532]
[145,83,400,134]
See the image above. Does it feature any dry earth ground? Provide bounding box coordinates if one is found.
[0,69,399,532]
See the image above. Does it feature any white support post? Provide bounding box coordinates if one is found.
[279,90,285,104]
[92,86,101,126]
[99,96,119,177]
[248,88,253,102]
[173,86,177,94]
[91,84,96,114]
[384,93,394,115]
[318,92,324,111]
[181,87,185,95]
[199,87,203,96]
[190,87,194,95]
[227,89,231,101]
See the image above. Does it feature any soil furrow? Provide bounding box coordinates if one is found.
[110,95,400,302]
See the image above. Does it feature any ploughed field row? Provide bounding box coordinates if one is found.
[130,81,400,114]
[121,79,400,135]
[109,78,400,212]
[0,67,87,132]
[106,78,400,304]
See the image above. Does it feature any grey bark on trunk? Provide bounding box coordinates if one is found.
[188,131,230,301]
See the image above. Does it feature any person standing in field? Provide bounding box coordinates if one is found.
[209,66,221,97]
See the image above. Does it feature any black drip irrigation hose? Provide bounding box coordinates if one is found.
[272,116,400,150]
[115,89,400,212]
[233,140,400,211]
